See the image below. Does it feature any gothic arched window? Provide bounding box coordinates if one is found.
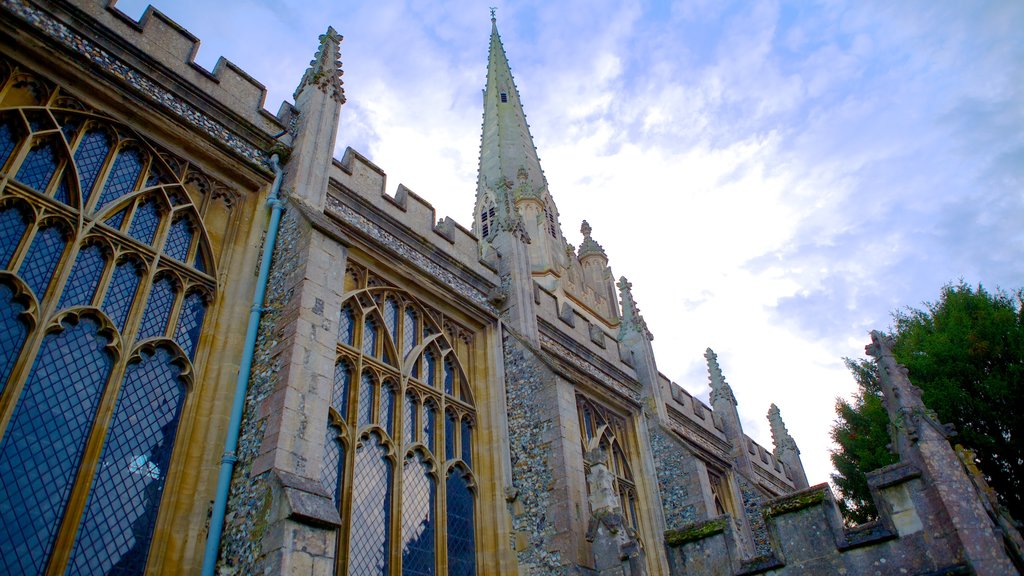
[0,66,219,575]
[577,396,643,532]
[326,263,478,574]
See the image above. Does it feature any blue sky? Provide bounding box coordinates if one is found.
[114,0,1024,486]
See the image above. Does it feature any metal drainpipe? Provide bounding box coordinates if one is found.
[201,154,284,576]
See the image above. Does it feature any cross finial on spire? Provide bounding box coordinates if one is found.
[490,7,497,21]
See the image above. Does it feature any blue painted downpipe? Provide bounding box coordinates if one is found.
[201,154,285,576]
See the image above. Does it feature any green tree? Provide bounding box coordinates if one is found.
[830,283,1024,524]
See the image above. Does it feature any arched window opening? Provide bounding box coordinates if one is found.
[95,146,145,212]
[136,275,177,340]
[66,345,188,575]
[401,451,436,576]
[102,257,143,332]
[14,138,61,193]
[59,243,108,310]
[461,418,473,467]
[445,409,457,462]
[0,279,30,394]
[446,467,477,576]
[380,381,395,437]
[73,128,113,207]
[18,222,68,300]
[0,315,115,575]
[348,432,393,575]
[338,304,355,346]
[0,202,30,267]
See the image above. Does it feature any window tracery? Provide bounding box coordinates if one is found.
[577,396,642,532]
[325,263,478,575]
[0,64,222,575]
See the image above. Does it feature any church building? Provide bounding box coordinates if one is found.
[0,1,1018,574]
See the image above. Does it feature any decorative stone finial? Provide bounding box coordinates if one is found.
[768,403,799,455]
[578,220,607,259]
[617,277,652,341]
[295,26,346,103]
[490,6,497,21]
[705,348,736,406]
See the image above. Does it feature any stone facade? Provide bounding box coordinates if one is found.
[0,2,1019,575]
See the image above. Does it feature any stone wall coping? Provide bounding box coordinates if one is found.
[664,515,730,547]
[272,468,341,528]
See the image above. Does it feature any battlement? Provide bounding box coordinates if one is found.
[89,1,288,134]
[328,148,499,289]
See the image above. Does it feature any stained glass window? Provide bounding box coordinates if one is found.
[128,199,161,246]
[67,345,187,575]
[422,401,436,455]
[339,305,355,346]
[0,204,29,268]
[74,129,112,207]
[102,259,142,331]
[461,419,473,466]
[445,410,456,462]
[0,281,28,393]
[446,468,476,576]
[321,424,343,507]
[14,139,59,192]
[105,208,128,231]
[380,382,395,436]
[443,357,454,396]
[163,216,193,262]
[95,147,144,211]
[173,291,206,360]
[0,316,114,575]
[332,360,352,418]
[18,223,66,300]
[404,393,417,446]
[403,308,416,358]
[59,243,106,309]
[385,297,399,343]
[348,432,393,576]
[401,452,435,576]
[53,175,71,206]
[331,268,478,574]
[424,350,436,387]
[0,118,19,168]
[363,316,379,358]
[358,371,374,428]
[137,276,176,340]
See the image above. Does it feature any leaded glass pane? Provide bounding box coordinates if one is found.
[445,411,456,462]
[348,433,393,576]
[25,110,54,132]
[95,147,143,211]
[59,244,106,309]
[0,317,114,575]
[338,305,354,346]
[403,308,416,357]
[102,259,142,331]
[332,360,352,419]
[384,297,399,344]
[173,291,206,360]
[0,282,28,394]
[321,424,343,508]
[137,277,176,340]
[443,358,454,396]
[18,224,66,300]
[59,117,79,144]
[0,204,29,268]
[0,118,19,168]
[363,316,378,358]
[461,419,472,467]
[423,350,436,387]
[15,139,59,192]
[128,199,161,246]
[404,393,417,446]
[163,217,193,262]
[379,383,395,437]
[192,249,206,274]
[401,452,435,576]
[74,129,112,207]
[104,208,127,231]
[53,173,71,205]
[446,469,477,576]
[358,372,373,428]
[422,402,436,455]
[67,346,187,576]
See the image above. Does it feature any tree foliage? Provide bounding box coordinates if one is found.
[830,282,1024,524]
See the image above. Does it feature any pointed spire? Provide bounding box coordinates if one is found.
[767,403,799,456]
[295,26,345,103]
[475,13,560,245]
[705,348,736,406]
[617,277,652,341]
[578,220,607,259]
